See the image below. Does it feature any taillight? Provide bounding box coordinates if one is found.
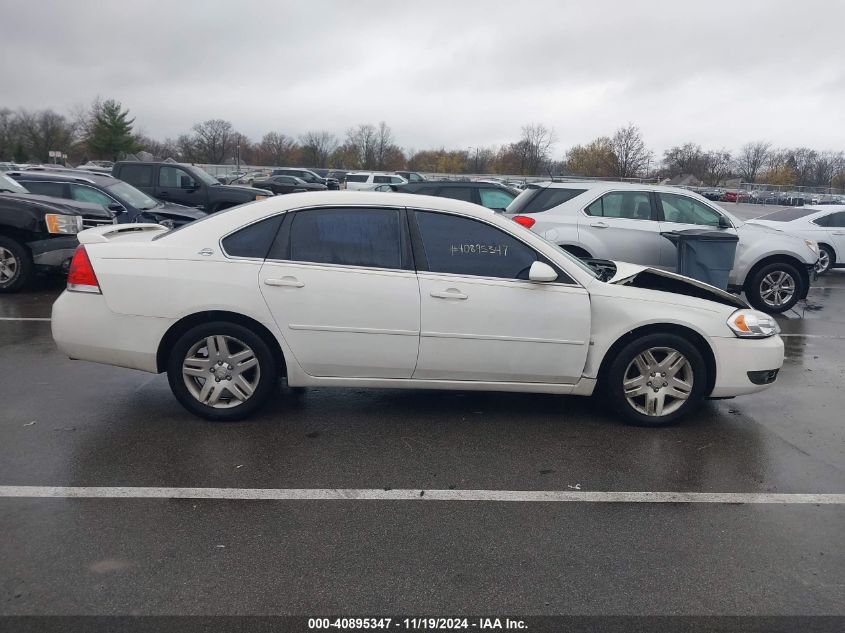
[66,245,101,294]
[513,215,536,229]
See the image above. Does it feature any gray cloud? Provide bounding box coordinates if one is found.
[2,0,844,155]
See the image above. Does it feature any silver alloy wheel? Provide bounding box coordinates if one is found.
[815,249,831,274]
[623,347,694,417]
[0,246,18,284]
[759,270,796,308]
[182,335,260,409]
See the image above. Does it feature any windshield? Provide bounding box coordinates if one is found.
[189,167,220,186]
[0,173,29,194]
[106,181,160,210]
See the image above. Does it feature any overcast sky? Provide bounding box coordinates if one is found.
[2,0,844,156]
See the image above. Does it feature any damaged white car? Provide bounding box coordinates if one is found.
[52,192,783,426]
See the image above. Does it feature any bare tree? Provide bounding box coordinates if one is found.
[814,151,845,188]
[662,142,706,178]
[610,123,651,178]
[517,123,557,175]
[259,132,298,166]
[16,108,76,162]
[734,141,771,183]
[191,119,235,163]
[345,124,378,169]
[703,149,732,186]
[300,130,337,168]
[373,121,395,170]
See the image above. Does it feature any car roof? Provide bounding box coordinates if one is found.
[9,169,117,186]
[534,180,711,195]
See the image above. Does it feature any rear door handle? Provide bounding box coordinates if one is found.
[264,277,304,288]
[832,231,845,236]
[590,221,609,228]
[158,191,169,197]
[430,289,467,300]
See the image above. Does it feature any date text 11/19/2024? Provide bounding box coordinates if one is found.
[308,617,528,630]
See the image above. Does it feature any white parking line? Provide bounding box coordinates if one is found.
[0,486,841,504]
[0,317,51,321]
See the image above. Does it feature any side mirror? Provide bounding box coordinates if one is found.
[107,202,125,213]
[528,261,558,282]
[718,215,732,229]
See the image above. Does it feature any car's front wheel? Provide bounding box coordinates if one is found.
[746,262,802,313]
[606,333,707,426]
[166,322,278,421]
[0,236,34,293]
[815,245,835,275]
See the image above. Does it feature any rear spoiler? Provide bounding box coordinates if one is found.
[77,223,169,244]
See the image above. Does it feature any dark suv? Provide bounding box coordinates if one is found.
[9,169,206,228]
[0,173,114,292]
[113,162,273,213]
[272,168,339,190]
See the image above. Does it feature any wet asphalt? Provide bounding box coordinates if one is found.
[0,203,843,619]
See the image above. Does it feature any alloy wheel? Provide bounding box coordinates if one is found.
[759,270,796,309]
[623,347,694,417]
[0,246,18,284]
[182,335,261,408]
[815,249,831,274]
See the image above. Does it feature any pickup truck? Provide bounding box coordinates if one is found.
[112,162,273,213]
[0,173,114,292]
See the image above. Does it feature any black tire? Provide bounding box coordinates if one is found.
[166,321,278,421]
[745,261,803,313]
[0,236,34,293]
[605,333,707,427]
[815,244,835,276]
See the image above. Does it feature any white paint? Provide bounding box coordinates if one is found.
[0,317,51,322]
[0,486,841,504]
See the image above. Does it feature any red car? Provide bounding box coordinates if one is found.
[722,190,750,203]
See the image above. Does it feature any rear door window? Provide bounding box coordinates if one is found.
[586,191,653,220]
[289,207,403,269]
[373,176,391,184]
[18,180,67,198]
[345,175,369,183]
[437,187,473,202]
[118,164,154,187]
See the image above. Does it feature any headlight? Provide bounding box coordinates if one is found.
[804,239,818,254]
[45,213,82,234]
[727,309,780,338]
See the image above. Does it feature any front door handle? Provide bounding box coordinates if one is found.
[430,288,467,300]
[832,231,845,236]
[159,191,169,197]
[590,221,609,228]
[264,277,304,288]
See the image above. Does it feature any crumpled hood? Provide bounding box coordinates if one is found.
[150,201,207,221]
[607,262,747,309]
[219,184,272,196]
[740,221,786,236]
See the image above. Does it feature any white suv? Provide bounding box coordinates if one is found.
[505,182,820,313]
[344,172,408,191]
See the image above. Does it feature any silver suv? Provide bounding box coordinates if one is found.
[505,182,820,313]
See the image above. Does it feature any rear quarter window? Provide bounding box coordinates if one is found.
[507,187,587,214]
[222,214,285,259]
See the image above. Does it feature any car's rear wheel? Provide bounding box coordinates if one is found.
[0,236,34,293]
[746,262,802,313]
[815,245,835,275]
[166,321,278,421]
[606,333,707,426]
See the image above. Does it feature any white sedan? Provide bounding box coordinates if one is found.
[749,205,845,275]
[52,192,784,426]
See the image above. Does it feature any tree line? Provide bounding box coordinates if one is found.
[2,99,843,188]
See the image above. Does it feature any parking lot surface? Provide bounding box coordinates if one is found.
[1,266,843,619]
